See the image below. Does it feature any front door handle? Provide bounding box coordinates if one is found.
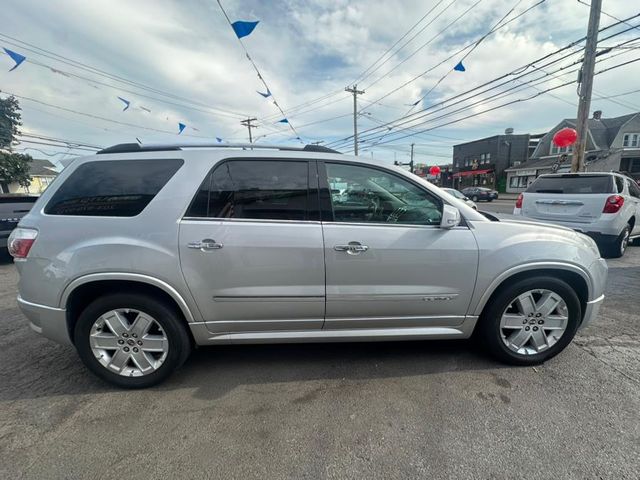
[334,242,369,255]
[187,238,223,251]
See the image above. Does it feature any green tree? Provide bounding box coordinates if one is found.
[0,95,32,189]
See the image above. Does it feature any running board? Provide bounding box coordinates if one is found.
[189,321,477,345]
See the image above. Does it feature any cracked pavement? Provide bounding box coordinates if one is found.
[0,248,639,480]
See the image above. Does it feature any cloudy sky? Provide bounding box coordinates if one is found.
[2,0,639,166]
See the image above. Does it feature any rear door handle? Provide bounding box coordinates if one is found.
[187,238,223,251]
[334,242,369,255]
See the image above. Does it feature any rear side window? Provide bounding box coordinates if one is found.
[45,159,183,216]
[186,160,310,221]
[526,175,614,194]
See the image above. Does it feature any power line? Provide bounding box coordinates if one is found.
[363,0,484,91]
[328,18,640,149]
[0,32,249,120]
[348,56,640,150]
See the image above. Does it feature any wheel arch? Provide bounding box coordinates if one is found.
[472,264,590,321]
[61,273,198,344]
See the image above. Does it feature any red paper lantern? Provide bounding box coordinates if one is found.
[429,165,441,176]
[552,127,578,148]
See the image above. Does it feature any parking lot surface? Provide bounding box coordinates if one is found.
[1,246,639,479]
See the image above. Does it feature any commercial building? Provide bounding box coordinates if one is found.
[451,132,543,192]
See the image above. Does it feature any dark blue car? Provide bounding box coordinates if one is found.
[461,187,499,202]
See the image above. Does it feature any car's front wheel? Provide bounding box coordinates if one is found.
[74,293,192,388]
[472,195,479,202]
[477,276,581,365]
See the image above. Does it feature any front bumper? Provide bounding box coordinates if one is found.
[17,296,73,345]
[580,294,605,329]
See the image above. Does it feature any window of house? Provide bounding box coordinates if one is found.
[623,133,640,148]
[186,160,310,221]
[629,158,640,173]
[485,153,491,164]
[550,145,573,155]
[45,159,183,216]
[325,162,442,226]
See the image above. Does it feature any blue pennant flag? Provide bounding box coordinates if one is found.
[3,48,26,71]
[411,99,420,107]
[278,118,289,124]
[454,61,466,72]
[139,106,152,113]
[178,122,186,134]
[216,137,223,143]
[117,96,130,111]
[231,20,259,39]
[257,88,271,98]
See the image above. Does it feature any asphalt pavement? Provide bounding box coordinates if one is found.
[1,245,639,479]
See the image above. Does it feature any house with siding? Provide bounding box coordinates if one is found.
[505,111,640,193]
[1,158,58,194]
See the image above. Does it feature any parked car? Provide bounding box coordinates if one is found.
[0,195,38,248]
[514,172,640,258]
[462,187,498,202]
[11,143,607,388]
[442,188,477,209]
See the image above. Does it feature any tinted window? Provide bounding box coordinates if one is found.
[615,176,625,193]
[186,160,309,221]
[326,163,442,225]
[45,159,183,216]
[526,175,614,194]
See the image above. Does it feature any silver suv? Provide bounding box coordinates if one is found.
[10,143,607,388]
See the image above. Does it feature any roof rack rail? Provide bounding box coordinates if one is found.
[97,142,341,155]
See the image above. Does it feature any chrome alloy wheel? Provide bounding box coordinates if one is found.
[499,289,569,355]
[89,309,168,377]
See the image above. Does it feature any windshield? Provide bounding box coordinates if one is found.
[526,175,614,194]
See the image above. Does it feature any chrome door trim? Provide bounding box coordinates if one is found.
[326,293,460,302]
[213,295,324,303]
[321,221,470,229]
[182,217,322,225]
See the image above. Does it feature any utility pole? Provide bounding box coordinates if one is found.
[410,143,415,173]
[240,117,257,143]
[345,85,365,155]
[572,0,601,172]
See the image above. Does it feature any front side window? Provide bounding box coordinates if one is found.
[45,159,183,216]
[186,160,309,221]
[325,163,442,226]
[627,179,640,198]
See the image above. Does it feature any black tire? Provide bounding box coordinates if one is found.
[477,276,581,366]
[603,225,630,259]
[488,198,493,202]
[74,293,192,388]
[472,195,479,202]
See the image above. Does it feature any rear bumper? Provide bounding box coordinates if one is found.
[580,294,605,329]
[17,296,72,345]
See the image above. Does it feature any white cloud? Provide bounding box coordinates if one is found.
[1,0,638,164]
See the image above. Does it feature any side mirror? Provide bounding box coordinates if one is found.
[440,204,461,229]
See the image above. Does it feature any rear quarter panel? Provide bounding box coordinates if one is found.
[14,151,216,320]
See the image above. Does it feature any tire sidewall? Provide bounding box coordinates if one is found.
[74,293,190,388]
[479,276,582,365]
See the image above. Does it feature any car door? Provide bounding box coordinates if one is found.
[179,158,325,333]
[319,161,479,330]
[626,178,640,235]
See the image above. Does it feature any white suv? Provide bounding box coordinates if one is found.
[514,172,640,258]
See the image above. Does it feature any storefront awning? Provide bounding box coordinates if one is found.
[452,169,493,178]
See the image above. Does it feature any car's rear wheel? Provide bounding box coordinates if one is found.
[74,293,191,388]
[478,276,581,365]
[604,225,630,258]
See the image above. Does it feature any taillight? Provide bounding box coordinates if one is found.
[603,195,624,214]
[8,228,38,259]
[515,193,523,209]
